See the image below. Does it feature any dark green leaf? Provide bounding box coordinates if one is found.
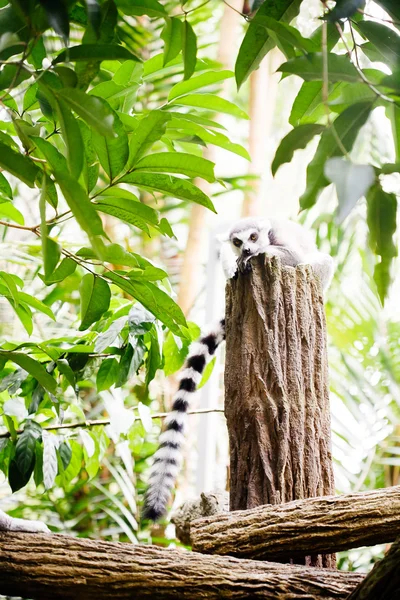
[40,257,77,285]
[256,15,318,53]
[58,89,117,137]
[133,152,215,183]
[58,441,72,470]
[0,141,39,187]
[92,109,129,180]
[127,110,171,169]
[119,172,215,210]
[39,176,61,280]
[182,20,197,80]
[55,97,84,179]
[277,53,360,82]
[0,63,31,91]
[97,357,119,391]
[272,124,325,175]
[94,195,159,233]
[0,172,12,199]
[0,352,57,394]
[39,0,69,43]
[161,17,182,66]
[85,0,101,36]
[57,358,76,389]
[367,184,397,303]
[79,274,111,330]
[16,421,42,476]
[9,458,33,492]
[54,44,140,64]
[235,0,302,88]
[300,102,373,209]
[356,20,400,68]
[106,272,187,335]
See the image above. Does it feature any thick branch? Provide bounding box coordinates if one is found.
[347,537,400,599]
[0,532,363,600]
[190,485,400,561]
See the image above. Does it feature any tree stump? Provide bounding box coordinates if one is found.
[224,255,335,568]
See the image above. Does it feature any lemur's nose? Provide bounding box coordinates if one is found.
[243,248,251,256]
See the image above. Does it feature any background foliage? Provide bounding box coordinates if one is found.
[0,0,399,570]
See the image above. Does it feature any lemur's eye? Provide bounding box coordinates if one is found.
[232,238,242,247]
[250,233,258,242]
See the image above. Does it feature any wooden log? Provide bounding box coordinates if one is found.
[190,486,400,562]
[224,255,335,567]
[347,537,400,599]
[0,532,363,600]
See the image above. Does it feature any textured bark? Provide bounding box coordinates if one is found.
[347,537,400,600]
[224,256,335,567]
[190,485,400,561]
[0,532,363,600]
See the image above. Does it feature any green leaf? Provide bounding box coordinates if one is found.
[79,274,111,330]
[40,257,77,285]
[0,352,57,394]
[235,0,302,88]
[0,199,24,224]
[133,152,215,182]
[0,141,39,187]
[9,459,32,492]
[86,0,101,36]
[16,421,42,477]
[97,357,119,391]
[0,270,20,306]
[255,16,318,53]
[58,441,72,470]
[94,195,159,234]
[300,102,373,209]
[39,176,61,280]
[171,93,249,119]
[54,97,84,179]
[0,172,12,199]
[10,303,33,336]
[168,117,250,160]
[271,124,325,176]
[161,17,182,66]
[366,184,397,303]
[18,292,56,321]
[355,20,400,68]
[198,356,216,389]
[54,44,140,64]
[127,110,171,169]
[163,331,189,376]
[115,0,167,17]
[119,172,215,210]
[54,171,106,244]
[0,64,31,91]
[168,70,234,101]
[58,89,117,137]
[106,273,187,335]
[57,358,76,389]
[32,137,68,173]
[277,53,361,82]
[387,104,400,162]
[182,20,197,80]
[92,109,129,181]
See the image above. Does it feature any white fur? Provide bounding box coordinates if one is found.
[0,508,50,533]
[178,367,202,385]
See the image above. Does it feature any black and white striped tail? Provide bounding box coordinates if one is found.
[141,319,226,521]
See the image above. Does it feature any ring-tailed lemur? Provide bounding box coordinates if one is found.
[142,217,334,521]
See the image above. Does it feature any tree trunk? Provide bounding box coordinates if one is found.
[188,485,400,561]
[347,537,400,600]
[0,532,363,600]
[224,256,335,567]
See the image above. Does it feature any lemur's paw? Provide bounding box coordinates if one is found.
[12,519,51,534]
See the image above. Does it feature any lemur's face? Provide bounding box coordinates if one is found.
[230,226,270,259]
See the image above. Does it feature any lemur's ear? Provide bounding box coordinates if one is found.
[216,231,230,243]
[257,219,271,231]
